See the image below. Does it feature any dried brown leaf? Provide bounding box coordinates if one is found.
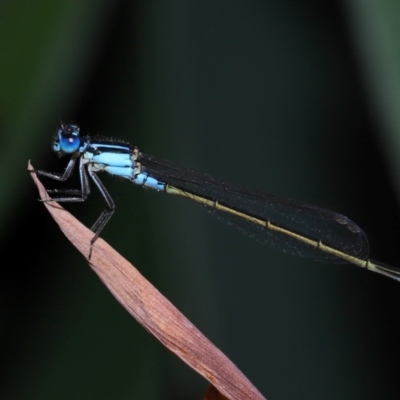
[204,384,230,400]
[29,161,266,400]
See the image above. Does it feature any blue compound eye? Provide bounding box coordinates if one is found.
[59,135,81,153]
[52,123,82,154]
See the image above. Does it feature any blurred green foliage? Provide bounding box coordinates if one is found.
[1,1,400,399]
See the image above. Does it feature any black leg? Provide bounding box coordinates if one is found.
[34,156,116,259]
[86,166,115,259]
[35,157,78,182]
[37,157,91,203]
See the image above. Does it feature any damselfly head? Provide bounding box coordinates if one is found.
[52,123,82,156]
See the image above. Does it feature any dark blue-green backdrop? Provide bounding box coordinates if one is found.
[1,1,400,399]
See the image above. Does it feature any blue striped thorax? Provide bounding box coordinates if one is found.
[51,124,166,191]
[82,140,165,191]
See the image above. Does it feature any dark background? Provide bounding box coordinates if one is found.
[1,1,400,399]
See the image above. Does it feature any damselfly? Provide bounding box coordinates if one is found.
[34,123,400,282]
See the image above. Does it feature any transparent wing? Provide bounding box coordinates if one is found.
[139,153,369,263]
